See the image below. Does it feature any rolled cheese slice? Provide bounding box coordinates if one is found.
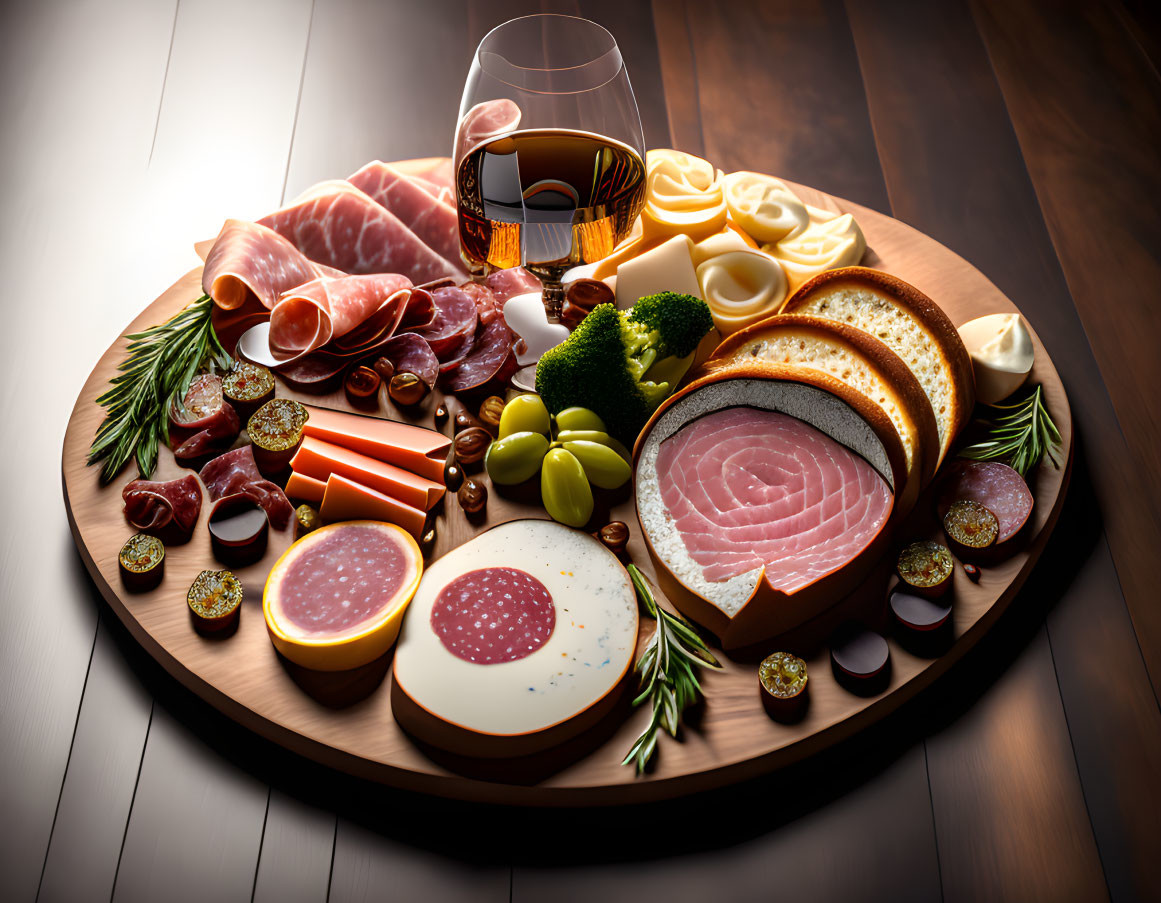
[263,521,423,671]
[722,171,810,243]
[696,249,788,335]
[392,519,639,757]
[764,211,866,293]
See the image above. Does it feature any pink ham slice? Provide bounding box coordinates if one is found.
[258,181,465,284]
[656,407,892,591]
[348,161,461,267]
[123,474,202,537]
[202,219,342,310]
[454,99,522,165]
[268,272,413,358]
[200,446,293,530]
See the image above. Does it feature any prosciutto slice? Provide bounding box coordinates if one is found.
[348,161,461,266]
[485,267,542,306]
[123,474,202,537]
[269,273,413,358]
[200,446,293,530]
[656,407,892,590]
[258,181,465,284]
[202,219,342,310]
[454,99,522,165]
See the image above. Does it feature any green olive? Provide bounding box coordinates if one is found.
[554,406,607,433]
[562,440,631,489]
[484,431,550,485]
[498,394,550,439]
[554,430,632,461]
[540,448,593,528]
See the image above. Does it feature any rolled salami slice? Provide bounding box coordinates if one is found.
[123,474,202,538]
[410,285,478,357]
[936,461,1032,543]
[200,446,293,531]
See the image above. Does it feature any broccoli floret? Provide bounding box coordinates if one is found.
[628,291,715,358]
[535,293,714,444]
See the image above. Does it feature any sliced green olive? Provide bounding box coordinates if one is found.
[484,431,550,485]
[540,448,593,528]
[562,440,631,489]
[554,406,607,433]
[554,430,631,461]
[498,394,550,439]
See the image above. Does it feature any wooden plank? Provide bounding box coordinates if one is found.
[970,0,1161,694]
[0,2,176,899]
[845,3,1161,896]
[513,745,941,902]
[37,616,152,903]
[251,791,336,903]
[111,707,269,903]
[657,0,890,212]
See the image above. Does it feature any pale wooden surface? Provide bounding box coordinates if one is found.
[60,179,1072,804]
[6,0,1160,899]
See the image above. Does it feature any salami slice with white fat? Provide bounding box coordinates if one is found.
[431,567,556,664]
[410,285,478,356]
[441,316,516,392]
[372,333,440,389]
[937,460,1032,543]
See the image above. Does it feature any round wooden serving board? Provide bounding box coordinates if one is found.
[62,180,1072,806]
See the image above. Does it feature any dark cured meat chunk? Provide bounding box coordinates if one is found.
[460,281,503,325]
[123,474,202,537]
[200,446,293,530]
[436,331,477,375]
[411,286,478,356]
[173,402,241,464]
[442,316,516,392]
[936,460,1033,543]
[371,333,440,389]
[430,567,555,664]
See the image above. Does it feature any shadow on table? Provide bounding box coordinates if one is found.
[80,434,1105,869]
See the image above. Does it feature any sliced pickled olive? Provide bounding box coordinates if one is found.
[562,440,631,489]
[540,448,593,528]
[498,394,550,439]
[554,406,606,434]
[485,431,550,485]
[943,499,999,549]
[554,430,632,461]
[897,540,954,598]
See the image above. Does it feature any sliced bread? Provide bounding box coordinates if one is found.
[780,267,974,465]
[704,314,940,509]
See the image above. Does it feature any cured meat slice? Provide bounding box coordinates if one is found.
[200,446,293,530]
[202,219,342,310]
[258,180,465,284]
[441,316,516,392]
[123,474,202,538]
[454,99,522,165]
[268,272,413,358]
[410,285,478,357]
[431,567,555,664]
[656,407,892,589]
[369,333,440,389]
[348,161,462,266]
[484,267,541,306]
[937,461,1033,543]
[173,402,241,464]
[168,374,242,454]
[461,281,503,325]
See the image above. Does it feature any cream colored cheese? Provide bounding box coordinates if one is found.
[614,234,702,308]
[696,249,788,335]
[722,171,810,243]
[957,313,1033,404]
[763,210,866,293]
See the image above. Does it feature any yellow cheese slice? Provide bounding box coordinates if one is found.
[696,249,788,335]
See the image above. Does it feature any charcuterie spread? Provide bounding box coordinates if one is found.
[66,27,1071,801]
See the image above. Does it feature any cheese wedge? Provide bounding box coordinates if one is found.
[614,235,702,308]
[291,437,444,511]
[301,405,451,482]
[319,473,427,539]
[285,471,326,505]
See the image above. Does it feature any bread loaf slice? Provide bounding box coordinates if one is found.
[780,267,974,465]
[705,314,940,508]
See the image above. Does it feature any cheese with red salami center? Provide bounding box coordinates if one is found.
[392,520,639,757]
[263,521,422,671]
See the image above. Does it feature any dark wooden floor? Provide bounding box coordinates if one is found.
[3,0,1160,900]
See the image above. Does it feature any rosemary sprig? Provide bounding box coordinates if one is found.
[622,564,721,774]
[957,384,1062,478]
[87,295,230,483]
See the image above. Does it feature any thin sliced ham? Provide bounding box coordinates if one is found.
[258,180,465,284]
[123,474,202,537]
[269,273,413,358]
[202,219,342,310]
[348,161,461,266]
[454,99,522,165]
[200,446,293,530]
[656,407,892,590]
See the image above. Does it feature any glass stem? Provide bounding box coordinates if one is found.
[542,280,565,323]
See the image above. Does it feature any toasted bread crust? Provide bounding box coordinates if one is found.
[780,266,975,462]
[704,313,941,489]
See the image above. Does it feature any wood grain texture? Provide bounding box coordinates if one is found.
[0,2,177,899]
[971,0,1161,697]
[62,184,1073,804]
[251,791,336,903]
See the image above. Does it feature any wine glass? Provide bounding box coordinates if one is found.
[455,15,646,321]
